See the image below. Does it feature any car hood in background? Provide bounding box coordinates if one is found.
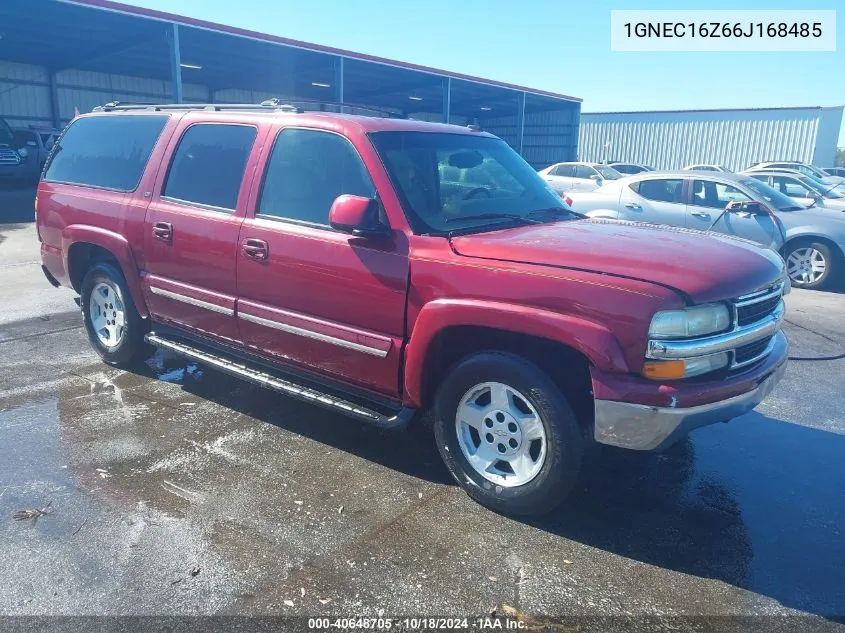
[450,219,785,304]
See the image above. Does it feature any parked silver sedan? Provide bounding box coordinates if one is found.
[566,171,845,290]
[745,170,845,213]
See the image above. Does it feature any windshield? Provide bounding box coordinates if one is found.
[796,174,844,199]
[369,132,574,234]
[793,164,828,179]
[741,178,805,211]
[0,118,13,146]
[596,165,623,180]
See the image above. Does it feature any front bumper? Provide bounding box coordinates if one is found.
[594,330,788,451]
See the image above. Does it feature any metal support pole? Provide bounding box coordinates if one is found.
[442,77,451,124]
[517,91,526,155]
[168,23,183,104]
[335,56,345,113]
[48,70,61,129]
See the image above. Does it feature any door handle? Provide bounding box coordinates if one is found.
[241,238,269,261]
[624,203,641,210]
[690,211,710,219]
[152,221,173,241]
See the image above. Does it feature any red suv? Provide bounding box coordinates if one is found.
[36,103,788,515]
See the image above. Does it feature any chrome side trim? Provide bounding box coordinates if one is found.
[149,286,234,316]
[647,300,783,360]
[238,311,390,358]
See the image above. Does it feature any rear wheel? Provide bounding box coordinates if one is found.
[80,262,151,366]
[784,241,838,290]
[433,351,584,516]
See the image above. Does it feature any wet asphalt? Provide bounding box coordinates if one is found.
[1,222,844,629]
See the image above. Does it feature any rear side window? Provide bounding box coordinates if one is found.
[636,178,684,203]
[258,128,375,225]
[44,115,168,191]
[551,164,575,177]
[163,124,257,211]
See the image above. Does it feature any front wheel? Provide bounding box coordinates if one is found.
[80,262,151,366]
[433,351,584,516]
[784,241,838,290]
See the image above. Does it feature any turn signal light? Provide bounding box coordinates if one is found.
[642,360,686,380]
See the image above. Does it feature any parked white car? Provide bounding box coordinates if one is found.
[566,171,845,289]
[682,164,730,172]
[747,161,845,190]
[537,161,624,193]
[745,170,845,213]
[609,162,653,175]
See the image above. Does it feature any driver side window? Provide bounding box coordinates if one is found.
[691,180,749,208]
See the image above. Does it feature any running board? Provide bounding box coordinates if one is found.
[145,333,415,431]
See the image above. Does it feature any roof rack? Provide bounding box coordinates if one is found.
[91,99,406,119]
[93,100,302,113]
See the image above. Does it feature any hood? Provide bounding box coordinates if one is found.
[450,219,785,304]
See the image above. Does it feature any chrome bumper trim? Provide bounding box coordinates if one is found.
[647,300,783,360]
[595,332,788,451]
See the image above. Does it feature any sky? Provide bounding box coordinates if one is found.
[125,0,844,145]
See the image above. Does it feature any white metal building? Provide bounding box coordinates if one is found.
[578,106,844,170]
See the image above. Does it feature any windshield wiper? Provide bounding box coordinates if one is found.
[443,213,542,225]
[527,207,586,220]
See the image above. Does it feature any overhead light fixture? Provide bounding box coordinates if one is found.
[408,96,423,101]
[480,106,492,111]
[312,82,331,88]
[180,63,202,70]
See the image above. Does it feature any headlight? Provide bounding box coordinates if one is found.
[17,147,28,159]
[648,304,731,339]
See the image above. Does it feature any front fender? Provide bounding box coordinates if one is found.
[403,298,629,407]
[61,225,149,317]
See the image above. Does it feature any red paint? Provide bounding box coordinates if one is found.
[38,109,785,414]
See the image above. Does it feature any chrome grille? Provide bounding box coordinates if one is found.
[0,147,21,165]
[734,336,773,367]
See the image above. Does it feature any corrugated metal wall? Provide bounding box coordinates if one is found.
[0,61,52,128]
[578,108,843,171]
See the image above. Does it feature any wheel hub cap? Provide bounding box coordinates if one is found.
[786,247,825,284]
[89,281,126,349]
[455,381,547,488]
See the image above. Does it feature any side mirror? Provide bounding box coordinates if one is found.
[725,200,766,215]
[329,195,390,238]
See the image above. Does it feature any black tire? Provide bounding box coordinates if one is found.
[783,240,839,290]
[433,351,584,516]
[80,262,151,366]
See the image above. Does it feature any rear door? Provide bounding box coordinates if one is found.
[686,178,782,249]
[544,164,576,192]
[618,177,688,226]
[235,125,409,397]
[142,119,263,343]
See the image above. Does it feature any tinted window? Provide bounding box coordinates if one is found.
[637,178,684,203]
[258,128,375,225]
[772,176,813,198]
[574,165,597,179]
[551,164,575,177]
[691,180,750,208]
[163,124,256,210]
[44,115,167,191]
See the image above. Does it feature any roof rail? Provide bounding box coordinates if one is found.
[93,100,302,113]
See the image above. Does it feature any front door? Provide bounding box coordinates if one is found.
[142,120,262,344]
[236,126,409,397]
[686,178,782,250]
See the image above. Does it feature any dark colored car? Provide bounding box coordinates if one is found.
[36,103,788,515]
